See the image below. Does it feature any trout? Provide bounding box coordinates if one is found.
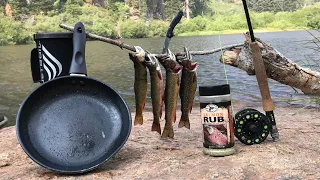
[129,48,148,125]
[144,53,164,135]
[160,56,182,139]
[178,59,198,129]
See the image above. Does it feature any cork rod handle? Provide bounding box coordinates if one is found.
[250,42,275,112]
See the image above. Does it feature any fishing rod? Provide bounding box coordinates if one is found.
[238,0,280,142]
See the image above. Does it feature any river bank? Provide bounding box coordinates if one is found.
[177,28,308,37]
[1,104,319,179]
[0,27,308,47]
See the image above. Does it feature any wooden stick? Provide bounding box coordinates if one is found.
[178,43,244,56]
[59,23,243,58]
[59,24,136,52]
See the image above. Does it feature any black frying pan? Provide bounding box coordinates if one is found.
[16,22,132,174]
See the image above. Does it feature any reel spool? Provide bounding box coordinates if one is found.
[233,109,270,145]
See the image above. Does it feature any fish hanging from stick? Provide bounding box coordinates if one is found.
[160,50,182,138]
[144,52,164,135]
[128,46,148,126]
[177,47,198,129]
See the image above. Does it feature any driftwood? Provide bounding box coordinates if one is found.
[221,33,320,96]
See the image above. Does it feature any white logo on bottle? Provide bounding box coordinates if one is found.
[205,104,218,113]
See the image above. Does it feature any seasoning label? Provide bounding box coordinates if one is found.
[201,104,234,149]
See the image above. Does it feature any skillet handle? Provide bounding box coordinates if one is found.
[69,22,87,75]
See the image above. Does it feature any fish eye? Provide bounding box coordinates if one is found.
[145,55,151,61]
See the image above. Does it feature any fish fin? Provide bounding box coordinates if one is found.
[152,122,161,135]
[178,120,190,129]
[177,77,180,86]
[162,90,165,101]
[189,102,193,114]
[160,89,164,119]
[193,72,197,83]
[174,110,177,123]
[159,109,162,119]
[143,101,146,110]
[161,127,174,139]
[158,71,163,80]
[134,115,143,125]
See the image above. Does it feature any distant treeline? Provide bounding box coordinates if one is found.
[0,0,320,45]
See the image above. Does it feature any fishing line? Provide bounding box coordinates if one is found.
[212,0,230,85]
[218,33,236,117]
[214,0,235,117]
[218,34,229,85]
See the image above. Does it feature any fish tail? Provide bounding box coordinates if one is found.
[173,103,177,123]
[178,119,190,129]
[134,115,143,125]
[160,97,163,119]
[189,102,193,114]
[161,127,174,139]
[152,122,161,135]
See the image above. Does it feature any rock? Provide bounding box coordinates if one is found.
[0,153,10,167]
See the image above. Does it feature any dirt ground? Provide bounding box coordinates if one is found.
[1,103,320,180]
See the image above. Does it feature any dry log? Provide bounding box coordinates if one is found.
[221,33,320,96]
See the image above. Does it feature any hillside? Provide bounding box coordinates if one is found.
[1,0,320,45]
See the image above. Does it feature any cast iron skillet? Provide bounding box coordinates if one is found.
[16,22,132,174]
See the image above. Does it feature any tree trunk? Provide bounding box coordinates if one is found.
[138,0,141,12]
[146,0,157,20]
[185,0,190,19]
[159,0,165,20]
[146,0,165,20]
[5,3,12,18]
[221,33,320,96]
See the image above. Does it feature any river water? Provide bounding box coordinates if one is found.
[1,30,320,126]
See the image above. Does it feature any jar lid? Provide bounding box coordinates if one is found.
[199,84,230,96]
[34,32,73,40]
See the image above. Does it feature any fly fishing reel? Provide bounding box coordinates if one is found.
[233,109,271,145]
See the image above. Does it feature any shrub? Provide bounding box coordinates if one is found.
[307,14,320,29]
[90,18,118,38]
[251,12,275,28]
[0,15,16,45]
[267,20,296,30]
[120,19,148,38]
[0,15,32,45]
[147,20,168,37]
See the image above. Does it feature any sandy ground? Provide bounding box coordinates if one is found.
[0,103,320,180]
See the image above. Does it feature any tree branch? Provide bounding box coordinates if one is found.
[59,24,136,52]
[59,23,243,59]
